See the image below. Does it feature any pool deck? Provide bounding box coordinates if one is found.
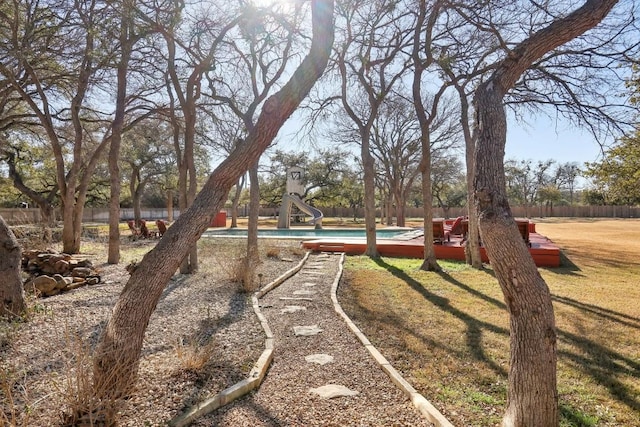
[302,223,561,268]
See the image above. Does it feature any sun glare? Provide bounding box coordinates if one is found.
[250,0,295,8]
[250,0,276,6]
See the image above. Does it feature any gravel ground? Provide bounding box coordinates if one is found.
[199,253,433,427]
[2,240,432,426]
[1,239,303,426]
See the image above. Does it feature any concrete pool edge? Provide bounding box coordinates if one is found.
[202,227,420,241]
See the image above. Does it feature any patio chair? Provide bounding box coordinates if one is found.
[156,220,167,237]
[444,216,465,241]
[432,220,446,244]
[139,219,150,238]
[127,220,140,237]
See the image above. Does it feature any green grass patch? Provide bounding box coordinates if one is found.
[340,219,640,426]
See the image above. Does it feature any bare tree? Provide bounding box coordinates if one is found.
[411,0,470,270]
[107,0,145,264]
[205,111,247,227]
[206,3,302,288]
[335,0,413,256]
[370,96,421,227]
[120,119,176,225]
[472,1,619,424]
[1,138,59,234]
[0,0,151,254]
[88,1,334,421]
[433,2,501,269]
[155,4,242,273]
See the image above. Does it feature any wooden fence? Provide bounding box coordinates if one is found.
[2,204,639,225]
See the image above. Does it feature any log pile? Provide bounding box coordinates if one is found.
[21,249,101,297]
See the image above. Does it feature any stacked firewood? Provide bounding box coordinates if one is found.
[21,249,101,297]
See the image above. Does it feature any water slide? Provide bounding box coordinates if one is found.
[277,194,323,229]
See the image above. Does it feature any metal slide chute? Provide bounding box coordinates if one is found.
[277,194,323,229]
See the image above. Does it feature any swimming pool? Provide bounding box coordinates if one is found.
[203,227,419,240]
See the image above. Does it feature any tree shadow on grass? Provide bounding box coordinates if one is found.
[374,259,640,418]
[552,295,640,330]
[373,258,508,378]
[437,269,506,311]
[557,329,640,414]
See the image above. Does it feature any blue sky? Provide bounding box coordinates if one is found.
[505,114,608,166]
[274,110,610,170]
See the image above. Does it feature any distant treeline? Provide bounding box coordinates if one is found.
[3,205,639,226]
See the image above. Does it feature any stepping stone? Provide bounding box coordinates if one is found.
[281,305,307,313]
[302,282,317,287]
[293,289,316,296]
[280,297,313,301]
[305,353,334,365]
[309,384,359,399]
[293,325,323,336]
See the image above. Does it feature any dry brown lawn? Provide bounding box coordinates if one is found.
[339,218,640,427]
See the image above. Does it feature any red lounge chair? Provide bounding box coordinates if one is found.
[127,220,140,236]
[156,220,167,237]
[433,220,446,244]
[444,216,465,241]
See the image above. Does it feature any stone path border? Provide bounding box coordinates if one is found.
[330,253,454,427]
[168,252,310,427]
[170,250,453,427]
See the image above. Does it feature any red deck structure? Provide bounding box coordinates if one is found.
[302,219,561,268]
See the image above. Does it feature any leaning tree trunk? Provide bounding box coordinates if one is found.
[474,84,557,425]
[91,1,334,417]
[472,2,618,425]
[0,215,26,318]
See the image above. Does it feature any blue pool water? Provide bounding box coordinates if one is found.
[203,227,417,239]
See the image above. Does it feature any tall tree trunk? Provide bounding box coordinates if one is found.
[40,204,54,243]
[230,175,244,228]
[0,216,25,318]
[167,189,174,222]
[362,139,379,257]
[411,0,440,271]
[419,137,440,271]
[394,189,405,227]
[243,164,260,291]
[92,1,334,415]
[460,86,482,268]
[130,169,142,225]
[179,105,199,273]
[108,3,134,265]
[61,186,80,253]
[472,1,618,424]
[475,85,557,425]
